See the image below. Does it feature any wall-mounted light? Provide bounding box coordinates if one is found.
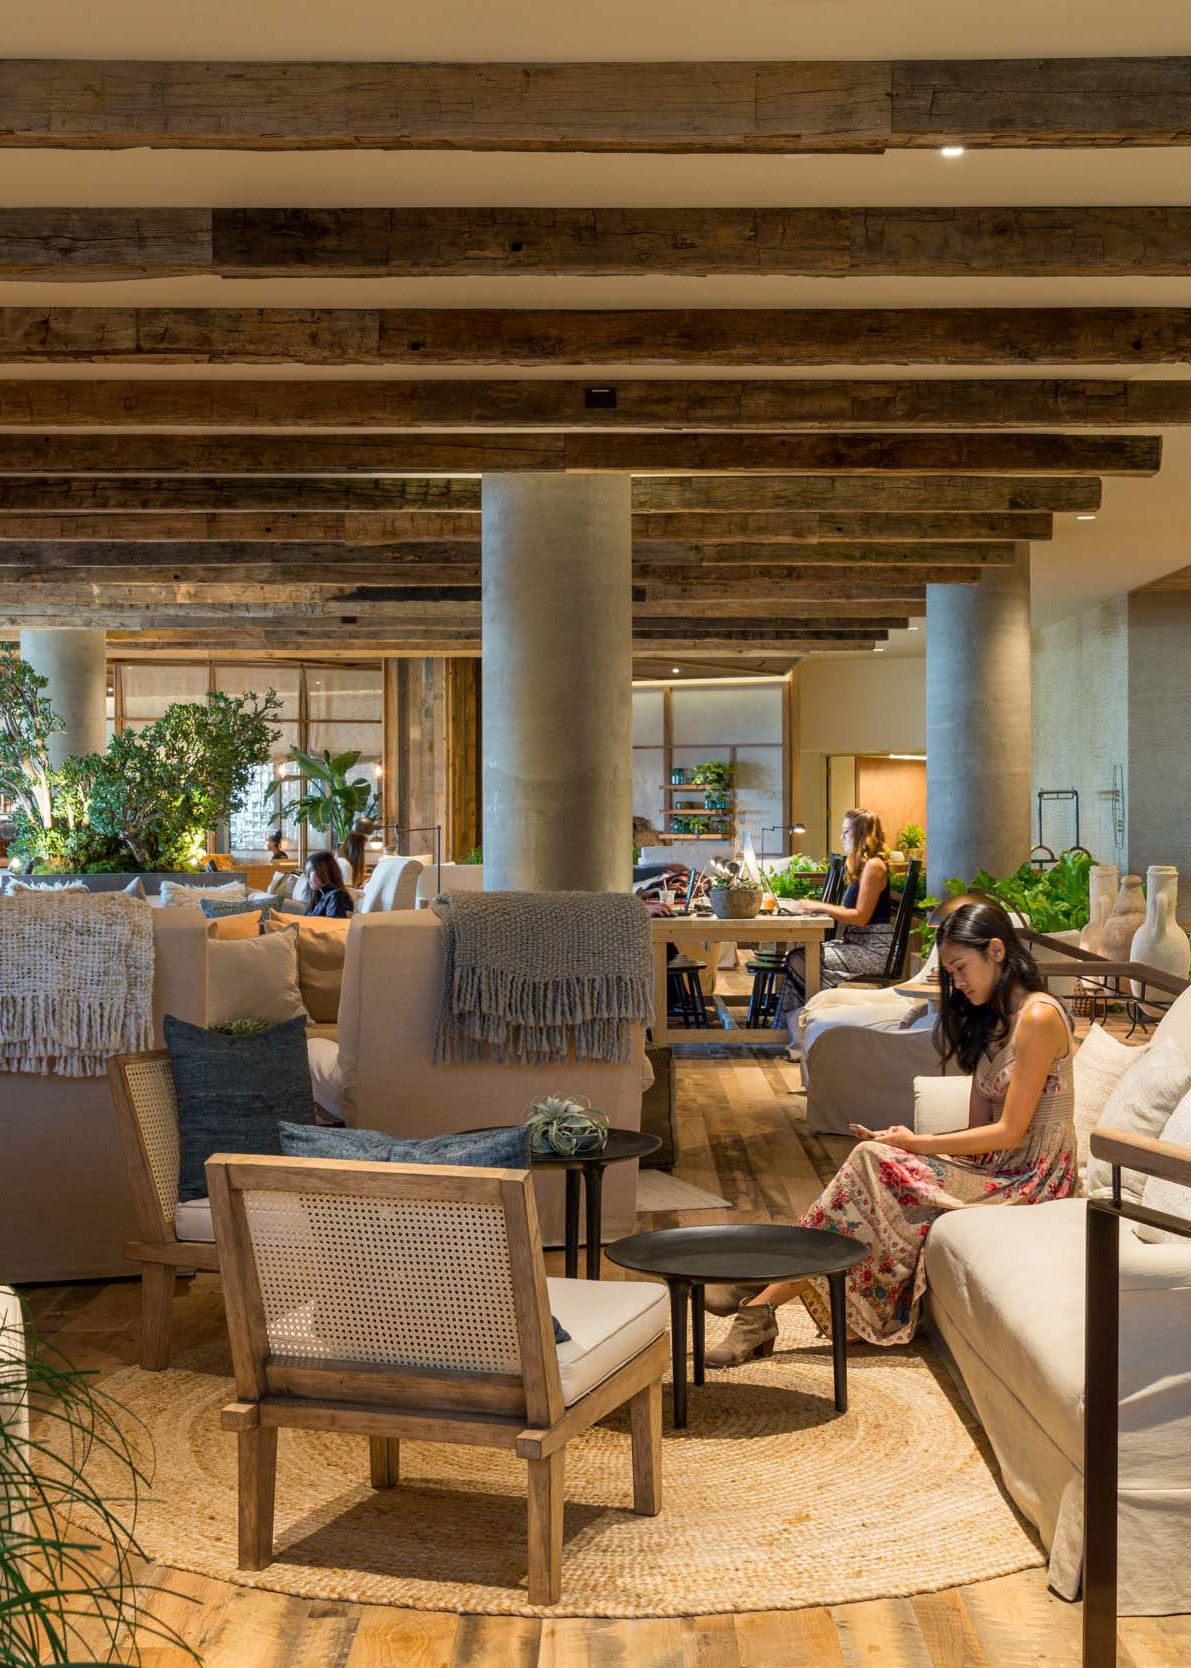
[1076,514,1097,522]
[940,145,965,158]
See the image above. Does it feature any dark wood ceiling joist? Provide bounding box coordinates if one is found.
[4,57,1190,152]
[0,432,1156,476]
[5,307,1191,367]
[10,207,1191,280]
[0,475,1099,513]
[7,377,1190,430]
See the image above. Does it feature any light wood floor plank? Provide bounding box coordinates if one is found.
[451,1612,540,1667]
[681,1612,741,1668]
[735,1607,846,1667]
[832,1597,936,1667]
[539,1615,685,1668]
[911,1588,993,1668]
[346,1605,459,1667]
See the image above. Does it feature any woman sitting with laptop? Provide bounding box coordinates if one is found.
[776,807,894,1059]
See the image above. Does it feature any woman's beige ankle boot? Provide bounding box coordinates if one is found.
[704,1282,764,1316]
[705,1302,778,1368]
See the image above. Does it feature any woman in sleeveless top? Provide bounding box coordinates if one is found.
[777,807,895,1057]
[708,899,1077,1361]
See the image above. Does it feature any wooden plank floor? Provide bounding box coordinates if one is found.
[21,1036,1189,1668]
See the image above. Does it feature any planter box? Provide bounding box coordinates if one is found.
[4,871,248,896]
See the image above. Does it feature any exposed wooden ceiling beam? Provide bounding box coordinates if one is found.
[5,307,1191,367]
[0,433,1155,476]
[0,475,1099,513]
[8,378,1188,430]
[9,207,1191,280]
[0,510,1053,544]
[4,58,1189,152]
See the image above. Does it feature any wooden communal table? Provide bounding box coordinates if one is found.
[650,911,832,1050]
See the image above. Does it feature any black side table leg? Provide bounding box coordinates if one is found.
[669,1281,689,1429]
[583,1166,603,1280]
[563,1170,580,1281]
[691,1283,706,1387]
[828,1272,848,1414]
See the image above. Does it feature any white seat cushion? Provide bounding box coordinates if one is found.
[307,1035,346,1119]
[175,1198,215,1242]
[548,1276,668,1406]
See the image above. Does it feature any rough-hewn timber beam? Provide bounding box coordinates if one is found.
[0,474,1099,514]
[4,308,1191,367]
[0,433,1155,476]
[10,207,1191,280]
[0,509,1053,544]
[8,377,1189,430]
[3,59,1189,152]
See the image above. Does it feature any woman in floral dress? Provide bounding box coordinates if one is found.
[706,899,1077,1362]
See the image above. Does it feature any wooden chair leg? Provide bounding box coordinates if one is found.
[237,1427,278,1571]
[139,1264,176,1371]
[526,1449,564,1606]
[369,1435,400,1489]
[629,1379,662,1516]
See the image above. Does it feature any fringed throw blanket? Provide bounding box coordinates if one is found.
[431,890,652,1066]
[0,892,155,1076]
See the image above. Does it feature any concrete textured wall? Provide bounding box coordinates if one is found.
[1030,596,1128,867]
[1127,590,1191,899]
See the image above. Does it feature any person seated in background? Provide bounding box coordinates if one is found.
[706,899,1076,1365]
[777,806,894,1059]
[303,849,356,919]
[266,830,287,861]
[338,829,367,889]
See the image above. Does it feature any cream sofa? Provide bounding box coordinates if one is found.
[321,911,647,1246]
[2,909,208,1284]
[415,860,484,906]
[923,988,1191,1614]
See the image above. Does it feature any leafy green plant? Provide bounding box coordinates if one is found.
[762,854,827,901]
[896,822,925,854]
[0,1303,197,1665]
[917,849,1093,953]
[460,846,483,865]
[711,873,763,892]
[266,746,377,849]
[210,1017,270,1037]
[691,760,733,792]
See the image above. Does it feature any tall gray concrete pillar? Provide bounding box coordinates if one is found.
[482,474,633,891]
[926,546,1032,895]
[19,628,107,768]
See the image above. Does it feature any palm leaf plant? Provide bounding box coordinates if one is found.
[265,746,377,850]
[0,1303,197,1666]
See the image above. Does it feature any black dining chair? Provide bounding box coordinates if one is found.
[745,854,845,1026]
[831,859,922,990]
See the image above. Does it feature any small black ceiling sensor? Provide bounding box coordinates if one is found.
[338,615,358,625]
[584,386,618,409]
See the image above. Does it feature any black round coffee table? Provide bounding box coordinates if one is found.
[535,1129,662,1279]
[606,1223,868,1427]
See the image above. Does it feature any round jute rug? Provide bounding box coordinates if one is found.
[98,1308,1042,1618]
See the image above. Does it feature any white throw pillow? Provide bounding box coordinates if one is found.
[159,879,247,908]
[1136,1088,1191,1244]
[912,1075,972,1136]
[1073,1024,1149,1181]
[1085,1035,1191,1202]
[5,878,89,894]
[205,927,309,1026]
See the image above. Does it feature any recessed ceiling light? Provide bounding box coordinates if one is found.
[671,666,682,675]
[874,645,887,652]
[908,625,920,631]
[940,145,966,158]
[1076,514,1097,522]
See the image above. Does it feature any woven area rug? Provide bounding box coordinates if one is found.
[95,1310,1043,1618]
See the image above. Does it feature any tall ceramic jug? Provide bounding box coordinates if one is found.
[1080,864,1119,956]
[1101,875,1147,962]
[1130,865,1190,996]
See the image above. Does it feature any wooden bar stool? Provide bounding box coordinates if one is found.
[667,955,709,1028]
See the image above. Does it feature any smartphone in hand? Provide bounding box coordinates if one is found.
[848,1122,878,1141]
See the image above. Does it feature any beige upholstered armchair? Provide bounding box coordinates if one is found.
[206,1152,669,1605]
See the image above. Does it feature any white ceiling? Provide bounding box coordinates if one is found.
[2,3,1190,647]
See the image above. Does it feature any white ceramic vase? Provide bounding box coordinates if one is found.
[1101,875,1147,962]
[1130,865,1190,996]
[1080,864,1119,956]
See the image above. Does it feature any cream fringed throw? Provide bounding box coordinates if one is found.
[0,892,155,1076]
[431,890,652,1066]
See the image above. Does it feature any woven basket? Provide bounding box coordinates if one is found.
[709,887,763,920]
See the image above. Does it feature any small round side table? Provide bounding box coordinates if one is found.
[535,1129,663,1279]
[606,1222,867,1427]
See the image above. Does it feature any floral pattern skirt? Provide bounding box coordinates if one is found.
[798,1136,1077,1346]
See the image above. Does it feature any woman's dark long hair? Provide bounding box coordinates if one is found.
[933,900,1045,1072]
[339,830,366,888]
[306,849,347,895]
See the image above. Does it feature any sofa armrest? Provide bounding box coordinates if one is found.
[1091,1128,1191,1191]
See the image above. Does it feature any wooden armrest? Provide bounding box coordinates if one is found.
[1090,1128,1191,1189]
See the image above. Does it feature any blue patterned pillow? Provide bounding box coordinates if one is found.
[276,1121,570,1342]
[200,895,281,925]
[165,1013,318,1202]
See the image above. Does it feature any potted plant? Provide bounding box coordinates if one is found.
[692,759,733,811]
[709,872,764,920]
[896,822,925,859]
[265,746,378,849]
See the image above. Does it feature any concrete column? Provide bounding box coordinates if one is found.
[482,474,633,891]
[926,547,1032,895]
[19,628,107,768]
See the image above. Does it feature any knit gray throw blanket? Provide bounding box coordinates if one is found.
[431,890,653,1066]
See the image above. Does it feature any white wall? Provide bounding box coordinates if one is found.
[798,658,925,755]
